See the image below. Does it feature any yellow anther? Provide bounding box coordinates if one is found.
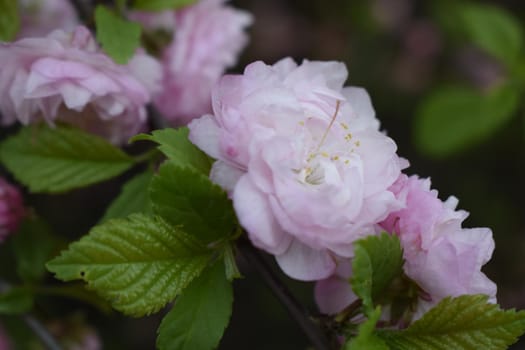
[340,122,349,130]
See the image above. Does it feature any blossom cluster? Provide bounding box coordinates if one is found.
[0,0,498,331]
[0,0,252,143]
[188,58,497,320]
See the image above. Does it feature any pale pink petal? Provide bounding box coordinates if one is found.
[210,161,244,193]
[276,240,336,281]
[188,115,222,160]
[233,176,291,254]
[315,276,356,315]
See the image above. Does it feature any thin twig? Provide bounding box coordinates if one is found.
[23,315,63,350]
[237,238,333,350]
[0,280,63,350]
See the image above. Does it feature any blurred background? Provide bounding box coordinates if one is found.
[1,0,524,348]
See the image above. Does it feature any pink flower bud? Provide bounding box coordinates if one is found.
[0,177,25,242]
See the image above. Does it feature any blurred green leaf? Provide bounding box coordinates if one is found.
[95,5,141,64]
[37,284,112,314]
[150,161,236,243]
[459,3,523,67]
[132,128,211,175]
[346,307,388,350]
[0,288,33,315]
[415,85,519,157]
[100,170,154,222]
[47,214,211,317]
[12,218,59,283]
[0,0,19,41]
[157,263,233,350]
[379,295,525,349]
[431,0,466,39]
[350,233,403,316]
[131,0,196,12]
[0,125,134,193]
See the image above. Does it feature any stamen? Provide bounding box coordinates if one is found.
[315,100,341,153]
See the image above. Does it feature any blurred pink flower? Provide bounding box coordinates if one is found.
[190,58,406,280]
[0,177,25,242]
[150,0,253,126]
[0,323,12,350]
[18,0,79,39]
[0,26,161,144]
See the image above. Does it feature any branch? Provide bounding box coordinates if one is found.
[237,238,334,350]
[0,280,63,350]
[23,315,64,350]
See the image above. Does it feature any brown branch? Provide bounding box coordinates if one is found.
[237,238,334,350]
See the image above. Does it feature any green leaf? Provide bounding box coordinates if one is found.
[131,0,196,12]
[150,161,236,243]
[100,170,154,222]
[157,262,233,350]
[95,5,141,64]
[115,0,127,12]
[379,295,525,350]
[346,307,388,350]
[131,128,211,174]
[350,233,403,315]
[414,85,519,157]
[0,125,134,193]
[12,218,59,283]
[459,3,523,66]
[0,288,33,315]
[0,0,19,41]
[46,214,212,317]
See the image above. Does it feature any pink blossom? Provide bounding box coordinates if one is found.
[381,175,497,315]
[18,0,79,39]
[0,26,161,144]
[314,175,497,319]
[0,177,25,242]
[152,0,253,126]
[190,58,406,280]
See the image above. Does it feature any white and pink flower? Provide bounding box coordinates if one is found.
[0,26,161,144]
[190,58,406,280]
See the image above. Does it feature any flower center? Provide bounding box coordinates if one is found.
[293,100,362,186]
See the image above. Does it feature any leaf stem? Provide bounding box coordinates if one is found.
[33,285,112,314]
[237,238,334,350]
[133,148,161,164]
